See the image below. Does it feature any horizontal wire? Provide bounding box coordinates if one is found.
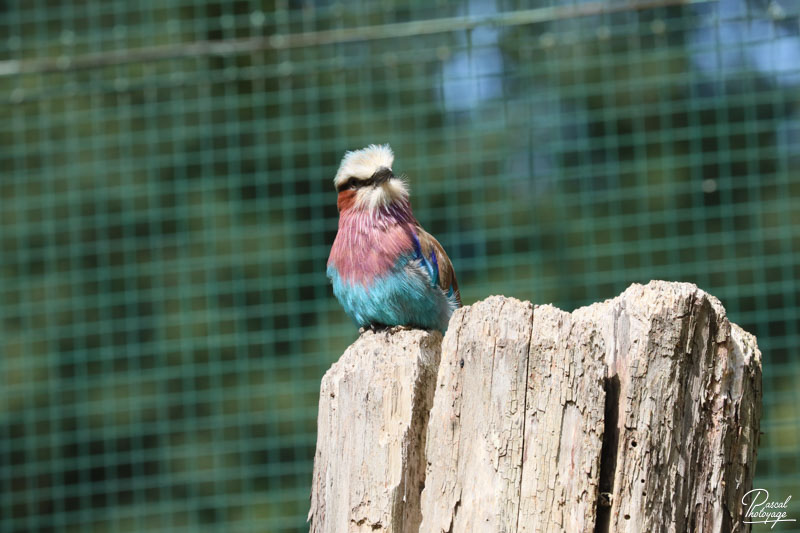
[0,0,713,78]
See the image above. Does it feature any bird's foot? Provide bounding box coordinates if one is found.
[359,323,387,335]
[359,323,415,335]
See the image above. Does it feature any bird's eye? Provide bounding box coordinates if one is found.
[337,178,360,193]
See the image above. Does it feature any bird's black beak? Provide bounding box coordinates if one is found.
[371,167,393,186]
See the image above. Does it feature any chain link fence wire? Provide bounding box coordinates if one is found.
[1,0,798,531]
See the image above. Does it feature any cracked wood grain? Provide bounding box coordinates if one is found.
[516,304,607,532]
[309,281,762,533]
[420,296,534,533]
[308,328,441,533]
[421,282,761,532]
[572,282,763,532]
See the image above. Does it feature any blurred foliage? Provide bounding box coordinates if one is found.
[1,0,799,532]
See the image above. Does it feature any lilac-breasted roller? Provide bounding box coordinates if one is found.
[327,144,461,333]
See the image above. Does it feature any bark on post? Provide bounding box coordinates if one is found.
[308,328,442,533]
[420,297,608,533]
[310,281,762,533]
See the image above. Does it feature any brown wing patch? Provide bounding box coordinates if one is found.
[416,225,461,306]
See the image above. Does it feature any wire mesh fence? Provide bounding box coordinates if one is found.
[1,0,798,531]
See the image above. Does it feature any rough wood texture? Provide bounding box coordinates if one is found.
[420,296,537,533]
[572,282,763,533]
[421,281,761,533]
[420,297,608,533]
[310,281,762,533]
[517,304,608,532]
[308,328,442,533]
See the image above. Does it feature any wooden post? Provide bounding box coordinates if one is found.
[308,328,442,533]
[309,281,762,532]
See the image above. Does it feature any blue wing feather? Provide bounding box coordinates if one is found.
[413,225,461,306]
[410,231,439,287]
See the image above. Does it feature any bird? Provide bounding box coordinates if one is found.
[327,144,461,333]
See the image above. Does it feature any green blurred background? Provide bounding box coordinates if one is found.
[1,0,798,531]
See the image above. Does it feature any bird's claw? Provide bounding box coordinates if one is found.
[359,324,415,335]
[359,324,385,335]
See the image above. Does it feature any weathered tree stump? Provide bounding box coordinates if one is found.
[308,328,442,533]
[309,281,762,533]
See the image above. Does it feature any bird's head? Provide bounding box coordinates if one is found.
[333,144,409,212]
